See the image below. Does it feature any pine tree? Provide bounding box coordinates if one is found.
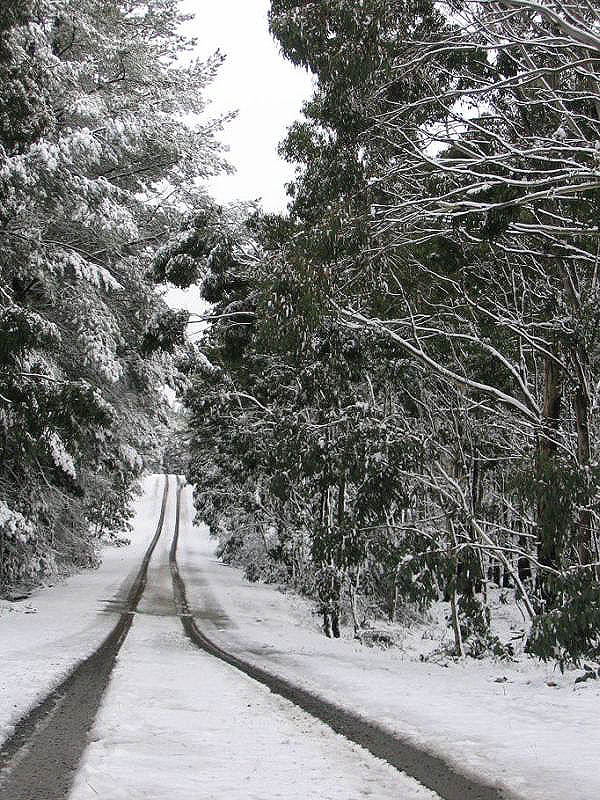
[0,0,227,591]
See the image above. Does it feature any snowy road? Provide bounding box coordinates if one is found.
[2,474,595,800]
[0,476,439,800]
[0,476,169,800]
[0,473,166,748]
[69,478,430,800]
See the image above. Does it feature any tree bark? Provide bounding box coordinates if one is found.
[536,352,562,606]
[572,359,594,566]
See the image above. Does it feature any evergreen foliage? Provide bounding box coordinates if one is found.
[0,0,226,592]
[182,0,600,665]
[6,0,598,666]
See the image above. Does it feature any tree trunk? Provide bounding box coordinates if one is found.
[320,484,329,529]
[337,473,346,528]
[450,581,464,658]
[447,518,465,656]
[349,568,362,641]
[331,609,341,638]
[536,351,562,606]
[573,365,594,566]
[391,579,399,623]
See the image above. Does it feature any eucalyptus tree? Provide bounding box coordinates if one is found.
[266,1,497,640]
[355,0,600,662]
[266,0,597,655]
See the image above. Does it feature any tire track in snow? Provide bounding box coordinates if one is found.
[0,475,170,800]
[170,481,509,800]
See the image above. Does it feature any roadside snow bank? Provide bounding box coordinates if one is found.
[0,474,163,743]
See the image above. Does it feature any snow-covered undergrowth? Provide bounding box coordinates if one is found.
[358,587,529,663]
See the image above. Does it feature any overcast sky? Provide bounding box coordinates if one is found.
[181,0,313,212]
[165,1,312,313]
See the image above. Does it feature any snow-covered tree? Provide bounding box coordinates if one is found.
[0,0,227,591]
[355,0,600,662]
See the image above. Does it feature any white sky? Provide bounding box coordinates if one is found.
[181,0,313,213]
[165,1,313,313]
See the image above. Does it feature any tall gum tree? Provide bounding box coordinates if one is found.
[360,0,600,659]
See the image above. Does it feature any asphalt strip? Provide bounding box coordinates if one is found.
[0,476,170,800]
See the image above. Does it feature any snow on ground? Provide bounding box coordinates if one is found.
[3,477,598,799]
[0,474,164,744]
[177,484,600,800]
[70,616,436,800]
[70,481,437,800]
